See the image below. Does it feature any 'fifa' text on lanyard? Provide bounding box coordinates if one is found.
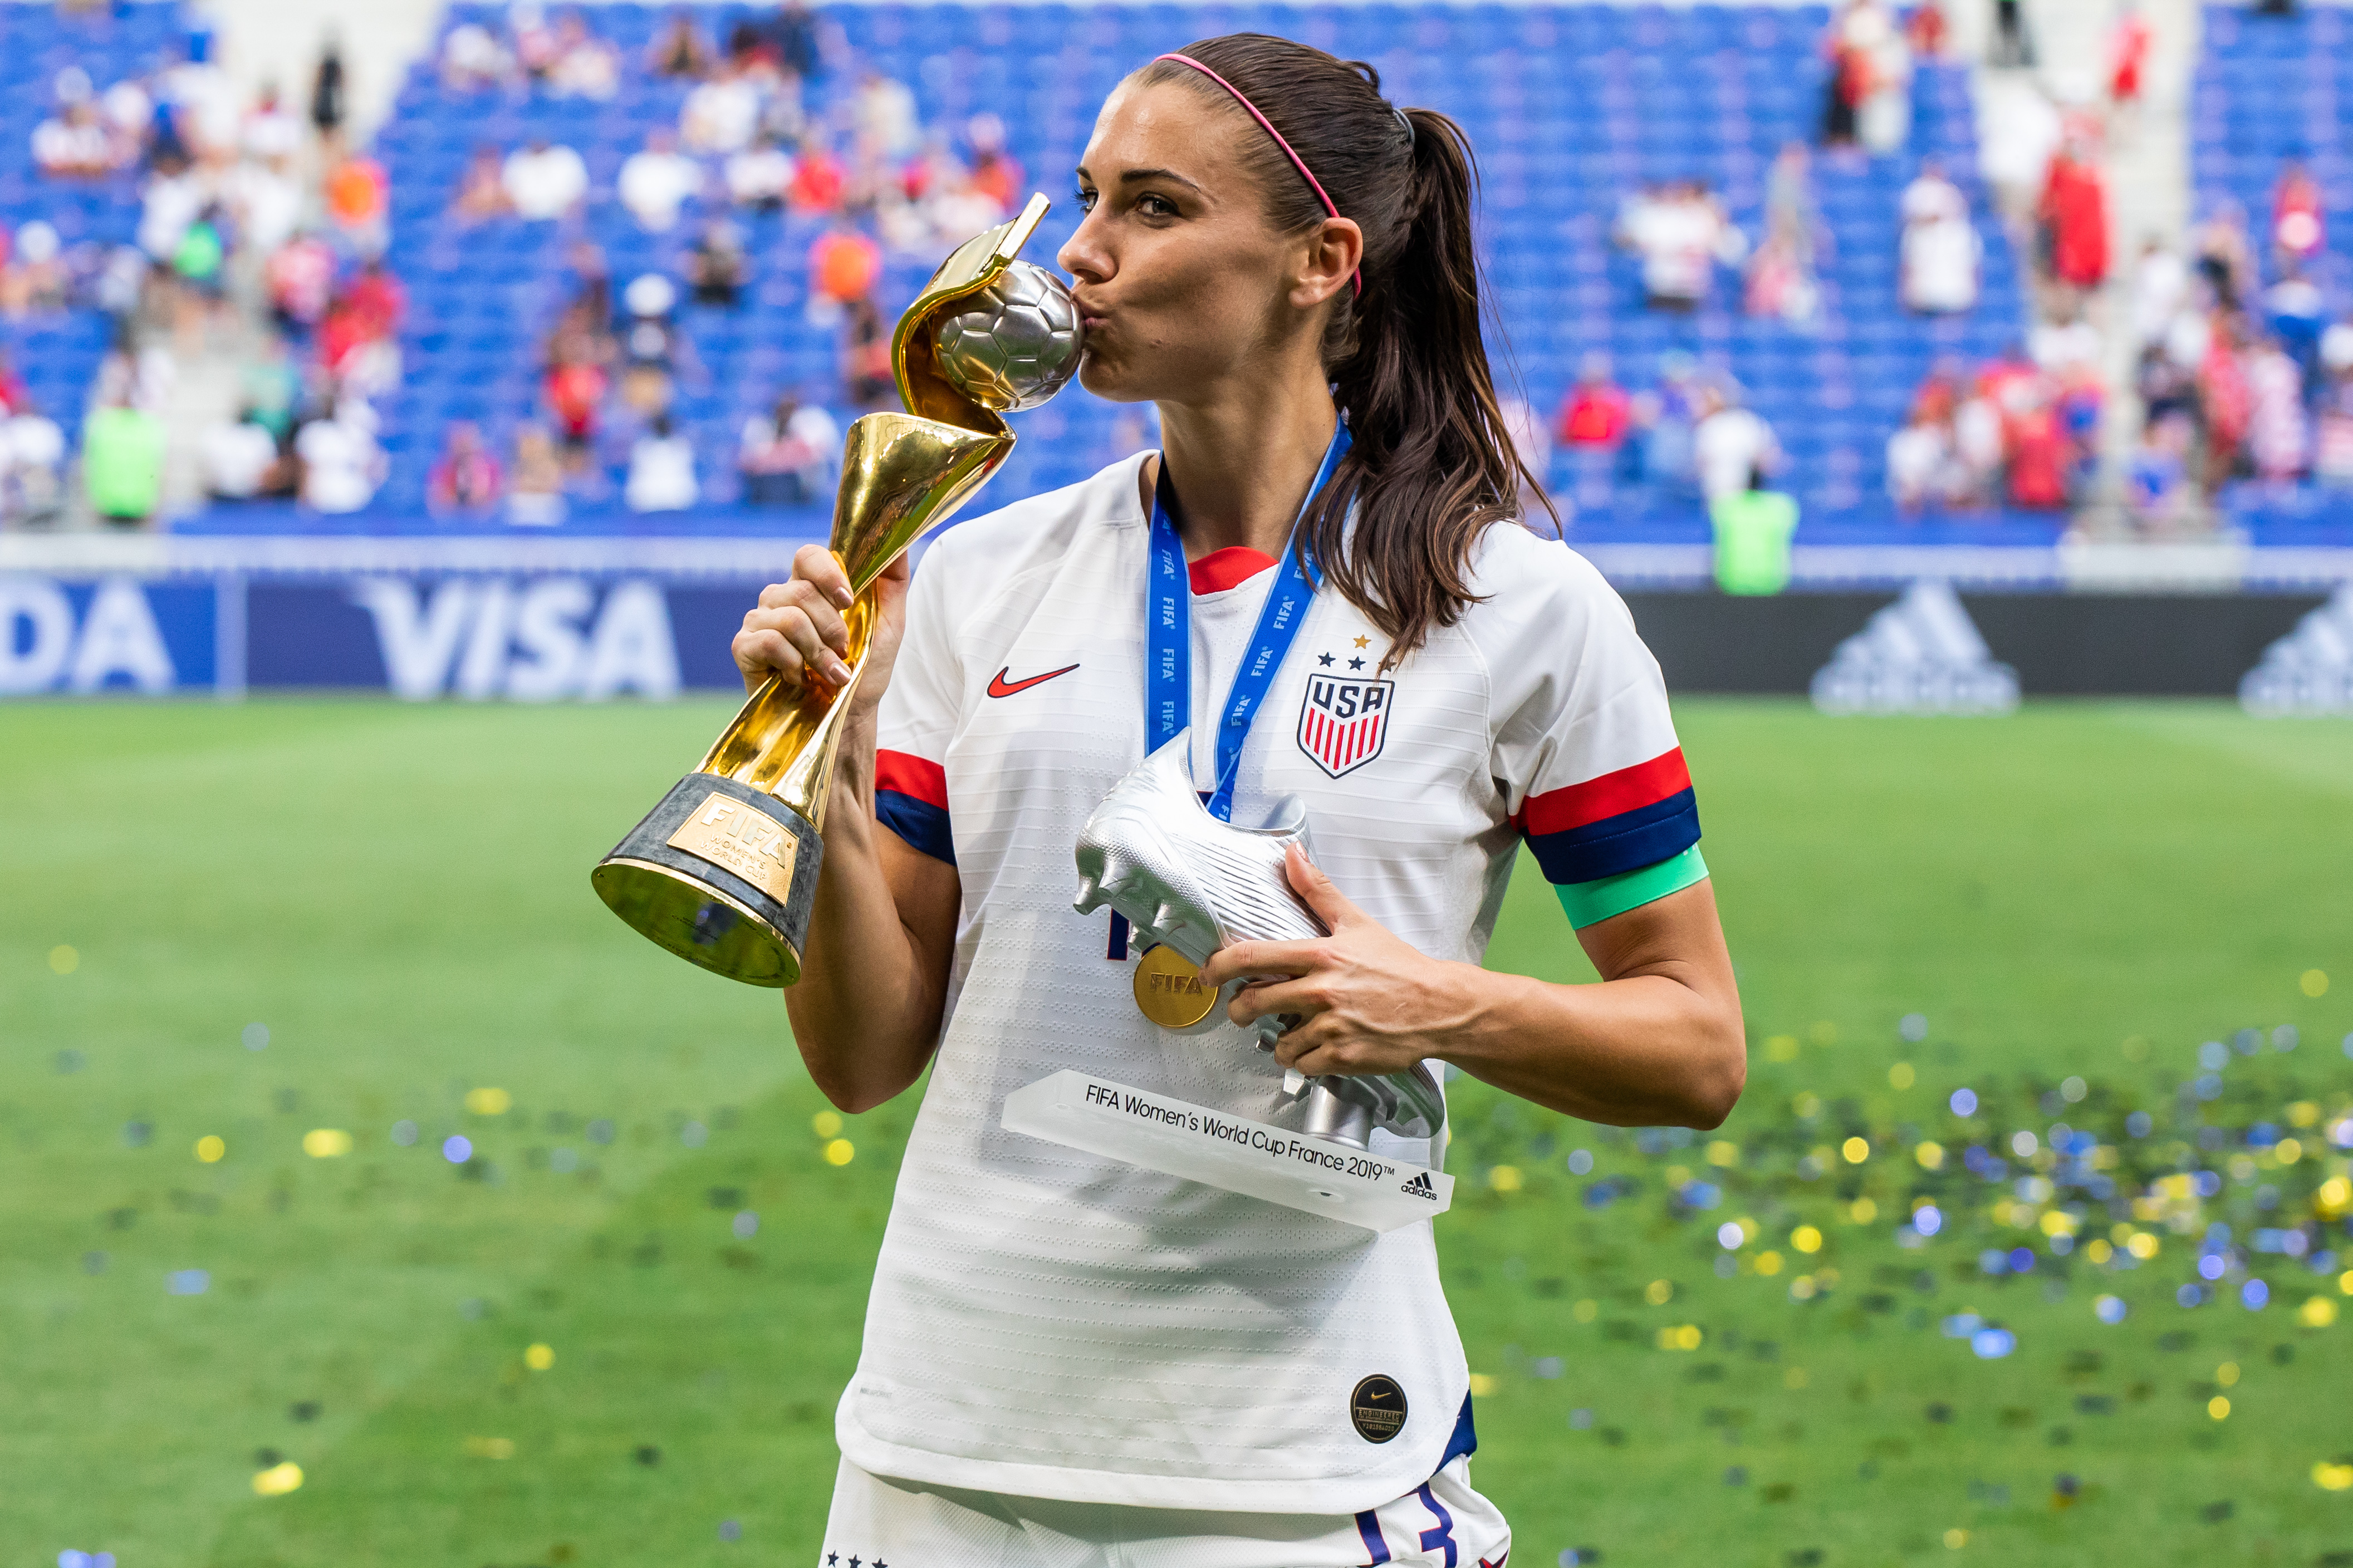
[1143,426,1350,822]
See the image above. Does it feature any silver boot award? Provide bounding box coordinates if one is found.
[997,434,1453,1233]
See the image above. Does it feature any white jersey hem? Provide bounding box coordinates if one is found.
[836,1394,1461,1516]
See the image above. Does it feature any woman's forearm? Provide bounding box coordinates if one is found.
[1217,858,1746,1132]
[1437,965,1747,1129]
[783,713,957,1112]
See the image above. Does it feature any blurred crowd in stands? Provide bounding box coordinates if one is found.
[2115,168,2353,529]
[2,13,396,524]
[1591,0,2353,534]
[1876,1,2129,522]
[1591,1,1991,527]
[6,0,2345,536]
[1547,350,1787,514]
[408,0,1026,523]
[3,1,1018,527]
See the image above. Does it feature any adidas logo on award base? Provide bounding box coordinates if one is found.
[1810,581,2019,716]
[2241,584,2353,716]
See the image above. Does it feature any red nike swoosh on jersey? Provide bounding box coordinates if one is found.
[987,663,1080,698]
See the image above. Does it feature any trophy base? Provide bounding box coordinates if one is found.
[1003,1070,1454,1233]
[590,773,822,987]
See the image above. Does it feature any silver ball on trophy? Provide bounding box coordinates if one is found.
[931,259,1085,411]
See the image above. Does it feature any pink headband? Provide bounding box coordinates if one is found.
[1155,51,1361,297]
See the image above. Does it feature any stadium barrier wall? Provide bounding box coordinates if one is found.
[1624,590,2332,697]
[0,537,2346,700]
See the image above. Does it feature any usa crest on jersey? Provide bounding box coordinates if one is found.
[1297,672,1394,778]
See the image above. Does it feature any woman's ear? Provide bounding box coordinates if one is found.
[1292,217,1362,309]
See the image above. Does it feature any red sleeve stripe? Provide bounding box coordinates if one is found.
[1516,748,1693,837]
[875,749,949,810]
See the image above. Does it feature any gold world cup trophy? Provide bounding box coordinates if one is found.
[591,195,1082,985]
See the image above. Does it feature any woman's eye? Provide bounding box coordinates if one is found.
[1075,188,1097,213]
[1139,194,1177,217]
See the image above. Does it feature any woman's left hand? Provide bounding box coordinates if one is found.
[1196,846,1481,1079]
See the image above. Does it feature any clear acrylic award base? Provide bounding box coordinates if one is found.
[1002,1070,1454,1233]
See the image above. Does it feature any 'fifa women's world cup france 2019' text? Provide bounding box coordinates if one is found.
[1078,1079,1399,1182]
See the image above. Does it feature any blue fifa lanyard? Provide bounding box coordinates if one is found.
[1144,425,1349,822]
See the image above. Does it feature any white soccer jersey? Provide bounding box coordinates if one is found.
[847,453,1700,1515]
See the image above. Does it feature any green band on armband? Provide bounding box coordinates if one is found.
[1555,847,1709,930]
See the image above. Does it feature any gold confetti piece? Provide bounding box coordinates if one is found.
[1644,1279,1674,1305]
[252,1461,303,1497]
[2315,1462,2353,1492]
[464,1087,512,1116]
[1783,1367,1810,1390]
[194,1135,226,1164]
[1888,1063,1915,1090]
[1571,1299,1598,1324]
[812,1110,844,1138]
[2216,1362,2239,1387]
[1488,1165,1522,1193]
[1849,1198,1878,1225]
[526,1343,555,1371]
[1756,1250,1785,1276]
[1654,1324,1702,1351]
[2208,1396,2231,1421]
[1914,1141,1945,1171]
[1705,1140,1739,1167]
[1467,1373,1496,1395]
[47,945,79,975]
[302,1129,352,1158]
[823,1139,855,1167]
[1841,1137,1870,1164]
[1792,1226,1823,1254]
[463,1436,516,1459]
[1943,1528,1968,1550]
[1766,1036,1800,1063]
[2299,1296,2339,1328]
[2301,969,2329,998]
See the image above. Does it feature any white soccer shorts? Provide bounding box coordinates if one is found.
[820,1453,1511,1567]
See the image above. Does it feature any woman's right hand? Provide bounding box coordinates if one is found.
[732,542,913,710]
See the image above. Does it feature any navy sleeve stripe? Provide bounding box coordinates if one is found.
[876,790,955,867]
[1530,787,1694,852]
[1526,794,1700,885]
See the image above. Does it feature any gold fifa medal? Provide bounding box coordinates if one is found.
[1133,943,1218,1029]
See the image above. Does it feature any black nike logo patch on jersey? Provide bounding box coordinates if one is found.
[987,663,1080,698]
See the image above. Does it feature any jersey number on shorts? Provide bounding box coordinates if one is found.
[1355,1487,1458,1568]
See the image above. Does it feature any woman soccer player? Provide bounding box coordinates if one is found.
[735,33,1746,1565]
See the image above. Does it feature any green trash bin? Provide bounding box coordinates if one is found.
[1709,488,1800,596]
[83,405,168,524]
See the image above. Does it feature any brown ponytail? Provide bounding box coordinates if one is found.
[1135,35,1553,667]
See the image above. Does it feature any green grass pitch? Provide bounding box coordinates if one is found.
[4,698,2350,1567]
